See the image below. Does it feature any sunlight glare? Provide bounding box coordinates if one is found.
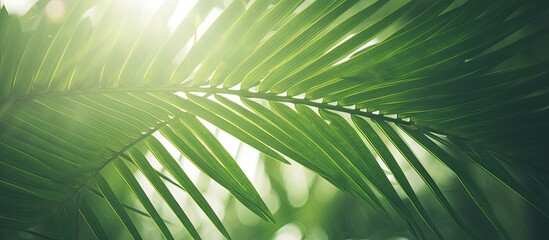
[273,223,303,240]
[45,0,66,22]
[168,0,198,33]
[334,38,380,65]
[281,163,314,207]
[196,7,222,40]
[1,0,37,15]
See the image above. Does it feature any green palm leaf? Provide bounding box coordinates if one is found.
[1,0,547,239]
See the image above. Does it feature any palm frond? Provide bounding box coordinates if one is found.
[0,0,547,239]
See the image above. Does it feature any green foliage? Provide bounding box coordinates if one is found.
[0,0,547,239]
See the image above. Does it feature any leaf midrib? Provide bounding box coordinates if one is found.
[0,86,417,127]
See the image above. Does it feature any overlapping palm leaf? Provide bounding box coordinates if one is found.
[0,0,547,239]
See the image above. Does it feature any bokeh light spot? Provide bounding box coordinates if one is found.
[45,0,66,22]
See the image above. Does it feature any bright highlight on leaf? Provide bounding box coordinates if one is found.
[0,0,547,239]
